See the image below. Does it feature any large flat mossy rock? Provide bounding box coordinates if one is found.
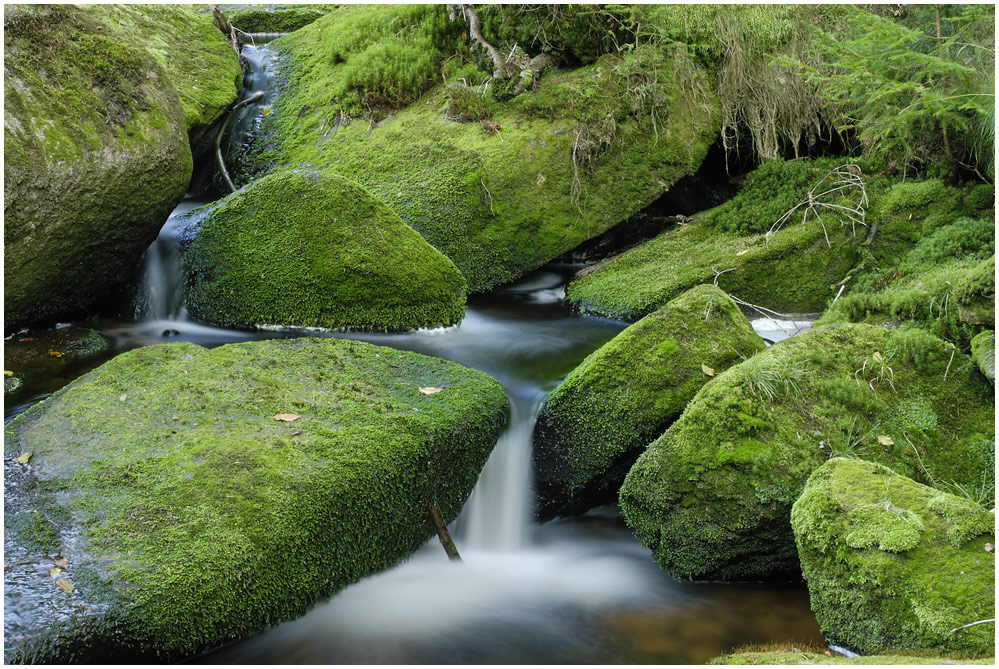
[619,323,994,581]
[3,5,240,332]
[533,284,765,519]
[250,9,719,293]
[792,458,995,656]
[225,6,331,33]
[4,338,508,662]
[182,170,468,332]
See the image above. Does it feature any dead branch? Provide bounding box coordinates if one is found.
[767,164,869,249]
[449,4,507,78]
[428,499,462,561]
[951,619,995,634]
[215,90,265,193]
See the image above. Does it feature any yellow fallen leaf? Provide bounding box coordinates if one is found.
[736,249,750,257]
[274,413,300,422]
[16,451,32,464]
[872,351,884,363]
[54,557,69,569]
[50,568,62,577]
[49,350,64,358]
[261,107,271,117]
[701,363,715,377]
[55,578,74,594]
[418,386,443,395]
[876,435,894,446]
[4,370,12,377]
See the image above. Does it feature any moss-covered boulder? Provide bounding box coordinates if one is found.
[970,331,994,383]
[3,327,110,398]
[4,5,241,332]
[533,284,765,519]
[619,323,994,581]
[182,170,467,331]
[792,458,995,656]
[4,338,508,662]
[225,6,331,34]
[243,6,719,292]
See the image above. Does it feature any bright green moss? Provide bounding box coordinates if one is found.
[225,6,331,34]
[792,458,995,656]
[970,330,995,383]
[4,338,509,662]
[238,10,719,293]
[619,323,994,581]
[567,214,860,320]
[182,170,467,332]
[533,285,766,518]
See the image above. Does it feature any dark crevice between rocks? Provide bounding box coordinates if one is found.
[549,140,745,271]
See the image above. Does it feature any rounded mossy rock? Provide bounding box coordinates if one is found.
[619,323,995,581]
[3,338,508,662]
[246,10,720,293]
[225,6,330,33]
[970,330,994,384]
[709,648,994,665]
[182,170,468,332]
[533,284,765,520]
[3,5,241,332]
[792,457,995,657]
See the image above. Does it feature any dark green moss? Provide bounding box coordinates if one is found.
[619,323,994,581]
[182,170,467,332]
[533,284,765,518]
[4,338,508,662]
[239,10,720,293]
[225,6,331,34]
[792,458,995,656]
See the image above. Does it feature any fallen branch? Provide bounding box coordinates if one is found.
[950,618,995,634]
[215,90,265,193]
[428,499,462,561]
[449,4,506,78]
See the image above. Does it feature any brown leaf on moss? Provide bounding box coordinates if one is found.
[701,363,715,377]
[419,386,444,394]
[274,413,300,422]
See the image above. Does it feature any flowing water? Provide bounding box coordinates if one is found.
[5,40,826,664]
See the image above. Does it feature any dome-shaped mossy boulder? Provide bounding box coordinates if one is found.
[182,170,468,332]
[619,323,995,581]
[792,457,995,657]
[4,337,508,662]
[533,284,765,520]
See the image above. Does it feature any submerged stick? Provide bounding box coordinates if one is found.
[428,499,462,561]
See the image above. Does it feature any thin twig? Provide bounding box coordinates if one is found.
[951,619,995,634]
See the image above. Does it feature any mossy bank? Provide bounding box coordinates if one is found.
[4,338,508,662]
[793,458,994,656]
[240,5,720,293]
[533,285,765,519]
[182,170,467,332]
[4,5,241,332]
[619,323,994,580]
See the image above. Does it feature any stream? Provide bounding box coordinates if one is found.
[4,39,826,664]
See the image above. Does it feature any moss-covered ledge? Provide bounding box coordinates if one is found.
[4,338,508,662]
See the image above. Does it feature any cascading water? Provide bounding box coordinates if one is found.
[7,33,827,665]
